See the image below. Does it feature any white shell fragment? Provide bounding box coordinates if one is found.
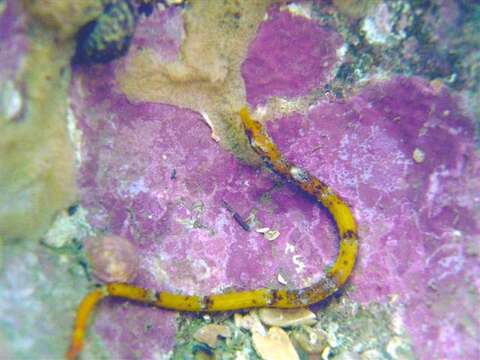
[252,326,300,360]
[258,308,317,327]
[277,273,288,285]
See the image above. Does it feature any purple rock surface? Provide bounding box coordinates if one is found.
[69,5,479,360]
[71,63,338,357]
[267,78,479,359]
[1,1,479,359]
[241,7,343,106]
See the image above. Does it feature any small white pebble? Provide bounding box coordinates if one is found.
[412,148,426,163]
[256,227,270,233]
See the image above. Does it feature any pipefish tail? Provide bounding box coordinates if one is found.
[66,107,358,360]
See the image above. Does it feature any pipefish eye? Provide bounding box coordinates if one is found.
[73,0,137,65]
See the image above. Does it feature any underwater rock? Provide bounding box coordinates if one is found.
[291,326,328,354]
[193,324,231,348]
[234,312,266,335]
[242,7,343,107]
[73,66,479,359]
[265,77,479,360]
[258,308,317,327]
[3,0,476,358]
[252,326,300,360]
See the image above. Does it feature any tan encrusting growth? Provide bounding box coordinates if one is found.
[117,0,275,163]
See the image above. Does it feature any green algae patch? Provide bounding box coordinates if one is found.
[0,26,77,241]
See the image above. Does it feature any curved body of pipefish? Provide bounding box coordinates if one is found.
[66,107,358,360]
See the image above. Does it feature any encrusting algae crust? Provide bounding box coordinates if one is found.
[0,21,77,241]
[66,108,358,360]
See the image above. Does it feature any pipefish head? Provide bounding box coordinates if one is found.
[239,107,281,161]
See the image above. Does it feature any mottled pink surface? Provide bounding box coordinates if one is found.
[242,8,343,106]
[267,78,479,359]
[71,63,338,358]
[70,5,479,360]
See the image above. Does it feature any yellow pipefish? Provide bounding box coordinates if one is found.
[66,107,358,359]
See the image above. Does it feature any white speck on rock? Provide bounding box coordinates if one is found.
[412,148,426,163]
[277,273,288,285]
[0,81,22,121]
[43,207,92,248]
[282,2,312,19]
[360,349,383,360]
[292,254,305,273]
[386,336,413,359]
[361,3,393,45]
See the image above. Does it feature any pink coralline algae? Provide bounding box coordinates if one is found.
[68,6,479,360]
[241,8,343,106]
[73,72,479,360]
[68,4,480,359]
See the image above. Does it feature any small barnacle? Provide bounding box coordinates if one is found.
[85,234,139,283]
[73,0,137,65]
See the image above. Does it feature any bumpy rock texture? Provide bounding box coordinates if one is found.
[0,0,77,241]
[1,1,479,359]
